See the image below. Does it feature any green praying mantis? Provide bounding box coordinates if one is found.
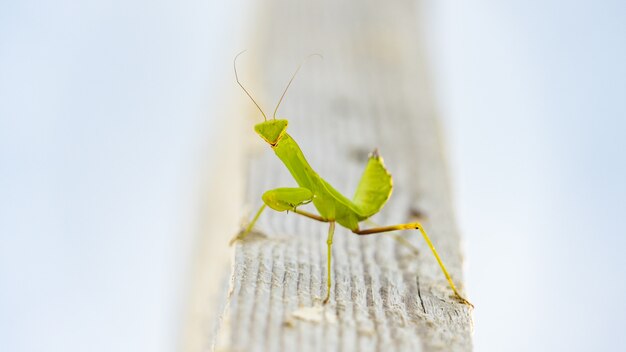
[230,52,472,307]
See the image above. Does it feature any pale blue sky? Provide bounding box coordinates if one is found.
[425,1,626,350]
[1,1,250,351]
[1,1,624,351]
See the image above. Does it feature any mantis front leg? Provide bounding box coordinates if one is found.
[353,221,473,307]
[230,187,317,246]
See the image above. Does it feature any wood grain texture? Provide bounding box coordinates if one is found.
[210,0,473,351]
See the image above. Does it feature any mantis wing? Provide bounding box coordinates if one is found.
[352,150,393,218]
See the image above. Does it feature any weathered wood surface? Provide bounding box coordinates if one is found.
[203,0,473,351]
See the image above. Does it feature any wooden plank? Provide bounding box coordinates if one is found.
[197,0,474,351]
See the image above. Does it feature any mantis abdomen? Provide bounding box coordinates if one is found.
[272,132,392,230]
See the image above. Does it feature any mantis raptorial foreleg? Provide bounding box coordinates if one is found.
[230,187,315,245]
[353,222,473,307]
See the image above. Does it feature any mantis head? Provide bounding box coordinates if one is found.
[254,119,288,145]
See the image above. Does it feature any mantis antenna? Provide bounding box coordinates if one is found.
[234,50,268,121]
[272,54,323,120]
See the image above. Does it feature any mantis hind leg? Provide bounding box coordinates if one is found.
[365,219,420,255]
[353,222,473,307]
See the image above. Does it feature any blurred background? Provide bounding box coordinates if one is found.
[1,1,624,351]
